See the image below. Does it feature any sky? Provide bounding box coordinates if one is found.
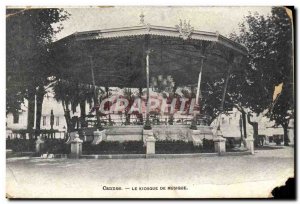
[54,6,272,40]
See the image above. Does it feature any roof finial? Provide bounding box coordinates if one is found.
[175,19,194,40]
[139,12,145,24]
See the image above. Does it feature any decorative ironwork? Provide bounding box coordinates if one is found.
[139,12,151,32]
[139,12,145,24]
[175,19,194,40]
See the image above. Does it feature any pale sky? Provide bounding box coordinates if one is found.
[54,6,272,40]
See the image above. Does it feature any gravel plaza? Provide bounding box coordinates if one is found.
[6,145,294,198]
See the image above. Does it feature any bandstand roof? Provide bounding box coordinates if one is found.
[52,21,247,88]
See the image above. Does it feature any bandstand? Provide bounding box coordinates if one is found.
[51,15,247,156]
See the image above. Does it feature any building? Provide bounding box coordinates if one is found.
[211,107,294,145]
[6,94,68,139]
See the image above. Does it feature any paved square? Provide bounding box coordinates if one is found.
[6,146,294,198]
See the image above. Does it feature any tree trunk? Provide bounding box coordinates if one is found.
[125,113,130,125]
[282,123,289,146]
[62,100,72,132]
[80,101,86,118]
[239,115,244,147]
[138,87,143,124]
[247,113,259,146]
[80,101,86,127]
[35,86,45,139]
[242,111,247,139]
[27,86,35,139]
[105,87,112,124]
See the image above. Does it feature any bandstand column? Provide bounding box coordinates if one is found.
[214,55,242,154]
[214,60,234,141]
[144,50,152,130]
[143,49,156,155]
[89,56,102,130]
[195,57,204,106]
[190,57,204,130]
[218,55,242,128]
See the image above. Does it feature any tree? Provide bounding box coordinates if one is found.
[6,8,69,137]
[121,88,138,125]
[271,81,293,145]
[229,7,293,145]
[151,75,176,124]
[268,8,294,146]
[52,79,104,131]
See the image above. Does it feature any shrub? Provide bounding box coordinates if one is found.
[6,138,70,154]
[202,138,215,152]
[81,139,215,155]
[156,139,215,154]
[43,139,70,154]
[82,141,145,154]
[226,137,241,150]
[6,139,35,152]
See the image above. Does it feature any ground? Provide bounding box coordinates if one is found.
[6,145,294,198]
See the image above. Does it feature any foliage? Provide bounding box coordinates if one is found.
[6,8,69,118]
[52,79,96,112]
[151,75,175,98]
[229,7,293,115]
[200,78,225,124]
[122,88,137,124]
[267,8,294,136]
[52,79,105,130]
[229,7,293,145]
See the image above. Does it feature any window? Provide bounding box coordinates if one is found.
[55,116,59,126]
[13,113,19,124]
[43,116,47,126]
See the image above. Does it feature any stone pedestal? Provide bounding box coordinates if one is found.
[70,133,83,159]
[189,129,203,146]
[264,136,269,145]
[41,154,48,158]
[146,136,156,155]
[213,136,226,155]
[48,154,54,158]
[82,131,87,142]
[66,131,78,144]
[91,129,106,145]
[245,138,255,155]
[143,129,156,155]
[143,129,154,145]
[35,136,44,154]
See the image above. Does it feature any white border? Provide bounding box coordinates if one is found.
[1,1,298,204]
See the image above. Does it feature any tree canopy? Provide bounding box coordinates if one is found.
[229,7,293,144]
[6,8,69,115]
